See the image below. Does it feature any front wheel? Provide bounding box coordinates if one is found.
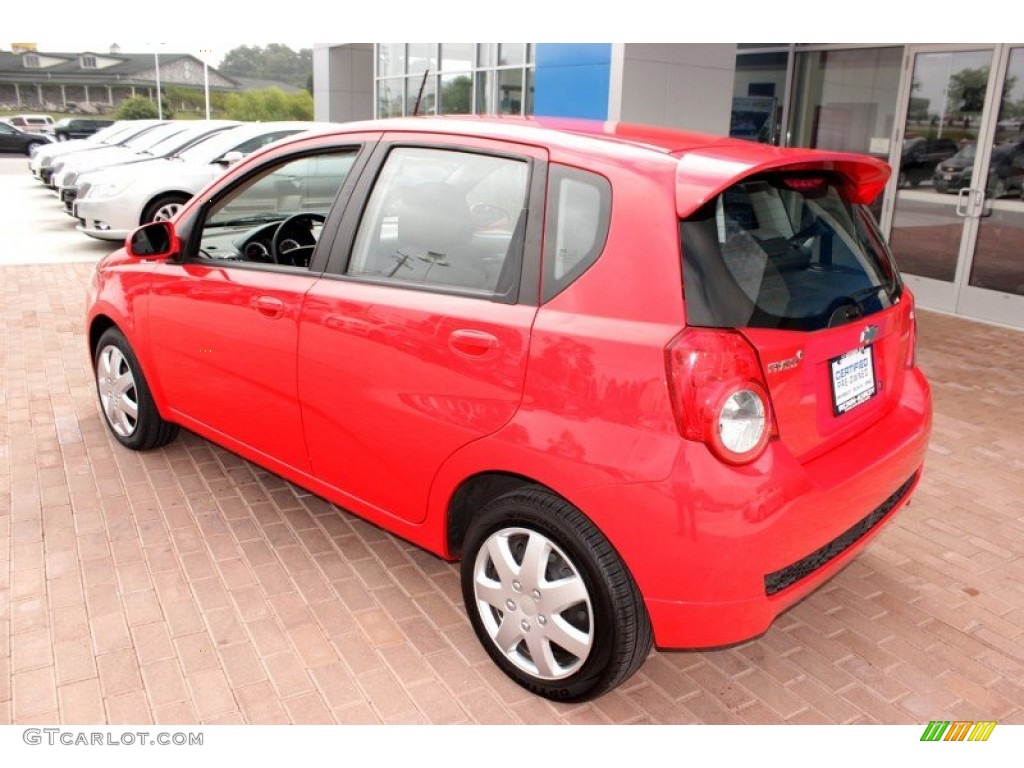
[460,488,652,702]
[94,328,178,450]
[141,193,190,225]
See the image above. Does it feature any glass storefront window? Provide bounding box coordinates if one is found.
[440,73,473,114]
[441,44,474,73]
[498,43,525,67]
[475,70,492,114]
[789,47,903,158]
[378,44,405,79]
[478,43,496,68]
[378,78,404,118]
[406,74,436,116]
[407,44,437,76]
[732,51,788,144]
[498,69,524,115]
[970,46,1024,296]
[376,43,532,119]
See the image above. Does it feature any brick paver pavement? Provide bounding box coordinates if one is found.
[2,232,1023,725]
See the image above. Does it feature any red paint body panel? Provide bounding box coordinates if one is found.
[86,116,932,652]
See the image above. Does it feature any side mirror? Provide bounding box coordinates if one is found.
[126,220,179,259]
[216,150,245,166]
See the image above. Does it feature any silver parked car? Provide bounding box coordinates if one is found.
[74,121,328,240]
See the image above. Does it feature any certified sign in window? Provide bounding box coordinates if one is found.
[830,346,877,415]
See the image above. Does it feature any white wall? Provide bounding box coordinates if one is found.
[313,43,374,123]
[615,44,737,135]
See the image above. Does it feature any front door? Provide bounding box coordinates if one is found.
[883,44,1024,329]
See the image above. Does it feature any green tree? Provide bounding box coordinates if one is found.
[223,87,313,121]
[948,67,988,115]
[115,96,172,120]
[219,44,313,89]
[441,75,472,114]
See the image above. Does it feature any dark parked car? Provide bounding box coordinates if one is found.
[54,118,116,142]
[933,140,1024,197]
[0,120,54,155]
[898,136,958,187]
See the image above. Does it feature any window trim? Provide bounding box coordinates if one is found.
[324,139,546,306]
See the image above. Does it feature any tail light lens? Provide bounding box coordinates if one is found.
[665,328,776,465]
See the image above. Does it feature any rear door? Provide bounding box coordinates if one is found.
[298,134,546,523]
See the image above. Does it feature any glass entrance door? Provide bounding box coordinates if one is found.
[958,46,1024,327]
[884,45,1024,329]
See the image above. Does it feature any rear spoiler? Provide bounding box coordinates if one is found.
[675,145,891,218]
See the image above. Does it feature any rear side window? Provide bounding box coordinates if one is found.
[680,173,901,331]
[542,165,611,302]
[347,147,530,299]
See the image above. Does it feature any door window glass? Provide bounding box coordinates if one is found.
[348,147,529,296]
[194,150,358,269]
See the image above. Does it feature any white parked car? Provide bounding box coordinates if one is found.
[48,120,233,192]
[74,122,327,240]
[53,121,241,210]
[31,121,167,184]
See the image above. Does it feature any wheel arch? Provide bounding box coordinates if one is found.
[88,314,120,365]
[446,471,545,558]
[141,191,193,226]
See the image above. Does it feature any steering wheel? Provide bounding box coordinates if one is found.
[271,213,326,267]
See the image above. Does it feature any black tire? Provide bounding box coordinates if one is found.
[141,193,190,225]
[24,141,44,156]
[93,328,179,450]
[460,488,652,702]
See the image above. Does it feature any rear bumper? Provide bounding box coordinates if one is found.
[574,367,931,649]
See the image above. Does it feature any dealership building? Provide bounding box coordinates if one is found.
[313,43,1024,331]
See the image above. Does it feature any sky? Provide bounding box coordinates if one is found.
[5,0,1003,60]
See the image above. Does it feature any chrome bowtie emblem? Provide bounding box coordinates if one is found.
[860,325,879,345]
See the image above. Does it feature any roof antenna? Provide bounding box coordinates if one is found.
[413,70,429,116]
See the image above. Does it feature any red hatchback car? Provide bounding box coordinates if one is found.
[86,117,932,701]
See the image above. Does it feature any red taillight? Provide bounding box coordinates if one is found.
[665,328,777,465]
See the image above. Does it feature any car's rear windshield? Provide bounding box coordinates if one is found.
[680,172,901,331]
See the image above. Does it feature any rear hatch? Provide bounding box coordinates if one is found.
[680,167,915,463]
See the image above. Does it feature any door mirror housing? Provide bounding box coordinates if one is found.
[126,220,179,259]
[216,150,245,166]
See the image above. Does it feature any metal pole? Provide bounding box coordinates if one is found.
[154,49,163,119]
[203,50,211,120]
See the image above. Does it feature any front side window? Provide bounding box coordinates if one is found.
[192,150,358,269]
[681,173,901,331]
[347,147,529,297]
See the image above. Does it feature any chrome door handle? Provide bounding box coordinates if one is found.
[955,187,972,217]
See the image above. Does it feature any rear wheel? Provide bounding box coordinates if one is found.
[460,488,652,702]
[142,193,190,225]
[94,328,178,450]
[24,140,44,156]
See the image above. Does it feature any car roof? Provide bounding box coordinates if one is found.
[288,115,892,216]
